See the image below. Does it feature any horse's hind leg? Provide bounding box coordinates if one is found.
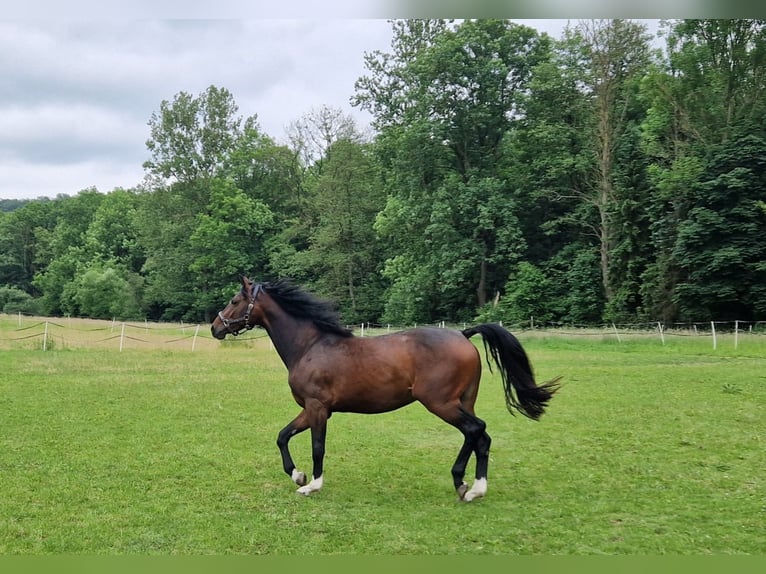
[464,424,491,502]
[455,408,491,502]
[456,378,491,501]
[421,398,490,502]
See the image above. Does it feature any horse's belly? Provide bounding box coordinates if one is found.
[332,387,416,414]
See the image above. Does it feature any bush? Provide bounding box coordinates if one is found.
[0,285,44,315]
[69,265,142,320]
[475,262,557,326]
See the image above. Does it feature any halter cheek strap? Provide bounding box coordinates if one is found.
[218,283,262,336]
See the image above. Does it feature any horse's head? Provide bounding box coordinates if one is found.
[211,276,262,339]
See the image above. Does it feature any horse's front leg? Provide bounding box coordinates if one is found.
[276,411,310,487]
[296,400,329,496]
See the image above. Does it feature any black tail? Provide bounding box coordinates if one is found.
[463,323,561,420]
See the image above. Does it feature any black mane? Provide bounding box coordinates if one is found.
[262,279,353,338]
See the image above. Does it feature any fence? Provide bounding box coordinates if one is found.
[0,314,250,352]
[1,313,765,352]
[360,319,766,349]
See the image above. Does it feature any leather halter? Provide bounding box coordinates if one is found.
[217,283,262,336]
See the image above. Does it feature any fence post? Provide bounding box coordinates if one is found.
[657,321,665,345]
[612,322,622,343]
[192,324,200,352]
[711,321,717,350]
[734,320,739,349]
[119,323,126,352]
[43,321,49,351]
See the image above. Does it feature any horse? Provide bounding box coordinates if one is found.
[211,276,560,501]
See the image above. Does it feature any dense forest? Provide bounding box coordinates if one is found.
[2,19,765,326]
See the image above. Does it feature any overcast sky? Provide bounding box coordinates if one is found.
[0,19,619,201]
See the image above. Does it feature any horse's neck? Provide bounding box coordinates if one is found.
[260,307,320,369]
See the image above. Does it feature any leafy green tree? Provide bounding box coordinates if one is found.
[562,20,653,308]
[34,246,87,316]
[0,285,43,314]
[137,184,205,320]
[558,246,605,324]
[355,19,549,322]
[225,116,304,217]
[476,262,555,326]
[139,86,263,320]
[83,188,145,273]
[292,139,386,323]
[67,264,142,320]
[641,19,766,321]
[0,201,56,292]
[672,134,766,319]
[31,190,105,315]
[188,178,274,319]
[508,33,592,267]
[144,85,242,185]
[511,20,654,323]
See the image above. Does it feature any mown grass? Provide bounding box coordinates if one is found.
[0,329,764,554]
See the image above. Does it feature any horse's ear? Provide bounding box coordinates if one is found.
[239,275,249,288]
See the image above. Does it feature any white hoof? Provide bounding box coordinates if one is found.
[462,478,487,502]
[291,468,307,486]
[296,474,323,496]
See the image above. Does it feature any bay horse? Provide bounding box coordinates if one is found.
[211,277,560,501]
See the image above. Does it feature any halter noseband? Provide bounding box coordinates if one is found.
[218,283,262,336]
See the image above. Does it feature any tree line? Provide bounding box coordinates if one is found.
[2,19,765,326]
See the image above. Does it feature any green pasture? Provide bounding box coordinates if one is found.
[0,319,764,554]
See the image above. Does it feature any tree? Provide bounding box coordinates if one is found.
[293,139,386,323]
[225,117,304,218]
[354,19,550,321]
[641,19,766,321]
[187,178,274,319]
[286,105,363,174]
[83,188,145,273]
[568,20,653,307]
[144,85,243,185]
[0,285,43,315]
[139,86,265,320]
[476,261,555,326]
[32,190,105,315]
[671,134,766,319]
[0,199,56,293]
[67,264,142,320]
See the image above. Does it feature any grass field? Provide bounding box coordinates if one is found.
[1,315,764,554]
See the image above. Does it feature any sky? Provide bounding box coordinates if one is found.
[0,18,643,201]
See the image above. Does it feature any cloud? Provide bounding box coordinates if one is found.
[0,19,393,199]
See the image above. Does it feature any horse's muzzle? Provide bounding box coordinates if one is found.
[211,323,228,340]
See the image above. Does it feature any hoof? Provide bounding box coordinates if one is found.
[463,490,485,502]
[456,482,469,501]
[292,470,307,486]
[462,478,488,502]
[295,474,323,496]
